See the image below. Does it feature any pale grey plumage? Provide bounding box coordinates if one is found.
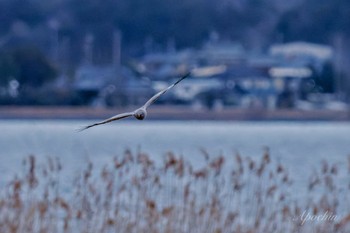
[78,72,190,131]
[78,112,134,131]
[143,72,190,109]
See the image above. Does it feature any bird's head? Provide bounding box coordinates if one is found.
[134,109,146,120]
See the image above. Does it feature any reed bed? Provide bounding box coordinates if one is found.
[0,150,350,233]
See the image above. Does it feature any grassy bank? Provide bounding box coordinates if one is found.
[1,151,350,232]
[0,106,349,121]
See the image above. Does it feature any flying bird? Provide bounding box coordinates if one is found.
[78,72,191,131]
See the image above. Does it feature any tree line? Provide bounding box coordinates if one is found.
[0,0,349,96]
[1,0,348,52]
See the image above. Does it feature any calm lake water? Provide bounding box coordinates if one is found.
[0,120,349,189]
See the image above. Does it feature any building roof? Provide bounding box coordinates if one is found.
[269,42,333,61]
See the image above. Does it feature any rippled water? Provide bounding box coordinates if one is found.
[0,120,349,189]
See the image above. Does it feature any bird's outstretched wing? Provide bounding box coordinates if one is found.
[142,72,191,109]
[78,112,134,131]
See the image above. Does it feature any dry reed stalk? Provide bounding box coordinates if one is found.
[0,151,349,233]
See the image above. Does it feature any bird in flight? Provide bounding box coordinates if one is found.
[78,72,191,131]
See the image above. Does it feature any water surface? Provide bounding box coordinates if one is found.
[0,120,349,188]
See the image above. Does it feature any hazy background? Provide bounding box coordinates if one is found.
[1,0,348,55]
[1,3,350,231]
[0,0,349,109]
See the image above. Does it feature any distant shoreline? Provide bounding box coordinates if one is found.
[0,106,349,121]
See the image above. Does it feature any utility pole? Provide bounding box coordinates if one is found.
[83,33,94,65]
[332,33,350,101]
[48,19,60,64]
[113,29,122,70]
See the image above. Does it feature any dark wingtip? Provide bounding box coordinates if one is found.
[76,125,91,132]
[182,71,191,80]
[174,71,191,85]
[76,127,86,133]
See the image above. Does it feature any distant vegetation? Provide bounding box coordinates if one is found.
[0,0,349,105]
[0,46,56,87]
[0,0,349,56]
[1,151,350,232]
